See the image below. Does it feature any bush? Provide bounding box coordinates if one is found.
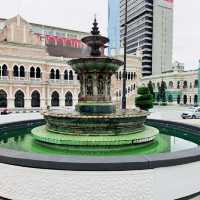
[137,87,150,95]
[135,87,153,111]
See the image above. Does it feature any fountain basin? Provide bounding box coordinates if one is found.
[68,57,123,73]
[42,109,148,136]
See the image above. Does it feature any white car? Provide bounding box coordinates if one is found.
[181,107,200,119]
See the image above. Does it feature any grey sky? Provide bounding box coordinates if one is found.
[1,0,199,70]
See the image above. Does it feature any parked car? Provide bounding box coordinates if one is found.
[181,107,200,119]
[0,109,11,115]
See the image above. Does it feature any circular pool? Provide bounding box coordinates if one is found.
[0,123,197,156]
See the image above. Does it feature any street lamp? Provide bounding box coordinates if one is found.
[122,0,128,110]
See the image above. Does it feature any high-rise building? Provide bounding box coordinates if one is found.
[108,0,121,55]
[119,0,173,76]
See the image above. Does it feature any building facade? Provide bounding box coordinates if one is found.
[117,0,173,76]
[142,61,200,105]
[0,15,141,112]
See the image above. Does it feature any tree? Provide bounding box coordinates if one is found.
[148,81,155,101]
[159,81,167,103]
[135,86,153,111]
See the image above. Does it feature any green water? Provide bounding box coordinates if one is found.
[0,124,198,157]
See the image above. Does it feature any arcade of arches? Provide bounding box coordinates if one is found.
[142,70,200,105]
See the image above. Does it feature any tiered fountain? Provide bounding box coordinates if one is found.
[32,18,158,147]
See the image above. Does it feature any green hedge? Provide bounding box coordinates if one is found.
[135,87,153,111]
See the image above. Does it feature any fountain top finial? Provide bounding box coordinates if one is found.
[91,16,100,35]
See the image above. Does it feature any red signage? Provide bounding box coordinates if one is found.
[164,0,173,3]
[45,35,84,48]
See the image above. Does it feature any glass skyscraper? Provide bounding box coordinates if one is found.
[108,0,121,55]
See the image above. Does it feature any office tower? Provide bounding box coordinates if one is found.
[119,0,173,76]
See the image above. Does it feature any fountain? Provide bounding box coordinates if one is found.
[31,18,158,147]
[0,18,200,200]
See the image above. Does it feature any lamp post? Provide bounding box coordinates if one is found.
[122,0,128,110]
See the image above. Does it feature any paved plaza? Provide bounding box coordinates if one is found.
[149,105,200,127]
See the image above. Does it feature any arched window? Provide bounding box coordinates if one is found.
[30,67,35,78]
[31,91,40,107]
[15,90,25,108]
[119,72,122,80]
[2,64,8,76]
[183,81,188,89]
[36,67,41,78]
[177,95,181,104]
[190,82,192,89]
[0,90,7,108]
[134,72,136,80]
[131,72,133,80]
[116,91,119,97]
[177,81,180,89]
[20,66,25,77]
[13,65,19,77]
[183,95,187,104]
[157,82,160,89]
[128,72,131,80]
[69,70,73,80]
[56,69,60,79]
[134,84,136,90]
[169,81,173,89]
[50,69,55,79]
[65,91,73,106]
[51,91,59,107]
[168,95,173,102]
[194,95,198,105]
[194,80,198,88]
[119,90,121,97]
[64,70,68,80]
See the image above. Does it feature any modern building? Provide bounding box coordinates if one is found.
[0,15,141,112]
[108,0,121,55]
[142,61,200,105]
[119,0,173,76]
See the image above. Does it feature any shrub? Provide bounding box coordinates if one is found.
[135,86,153,111]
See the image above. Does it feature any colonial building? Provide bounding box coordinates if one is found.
[142,61,200,105]
[0,15,141,112]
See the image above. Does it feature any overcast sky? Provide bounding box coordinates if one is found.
[1,0,200,70]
